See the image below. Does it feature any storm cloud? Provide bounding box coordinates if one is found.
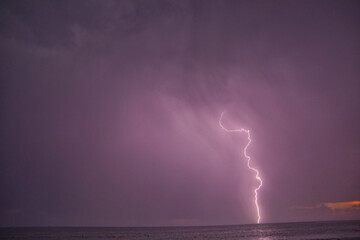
[1,0,359,226]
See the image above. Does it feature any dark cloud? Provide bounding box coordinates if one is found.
[1,0,359,226]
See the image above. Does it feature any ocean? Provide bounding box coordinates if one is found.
[1,220,359,239]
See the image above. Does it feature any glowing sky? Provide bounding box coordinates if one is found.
[0,0,359,226]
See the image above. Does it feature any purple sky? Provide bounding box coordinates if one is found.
[1,0,359,227]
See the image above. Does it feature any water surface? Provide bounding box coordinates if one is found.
[1,220,359,239]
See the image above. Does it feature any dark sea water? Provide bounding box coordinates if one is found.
[1,220,359,240]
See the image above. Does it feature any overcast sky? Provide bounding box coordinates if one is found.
[1,0,359,227]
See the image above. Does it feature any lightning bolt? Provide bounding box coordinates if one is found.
[219,111,263,224]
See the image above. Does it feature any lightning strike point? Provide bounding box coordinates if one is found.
[219,111,263,224]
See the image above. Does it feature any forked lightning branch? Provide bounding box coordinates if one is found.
[219,112,263,224]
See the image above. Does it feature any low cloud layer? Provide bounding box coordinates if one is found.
[294,201,360,215]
